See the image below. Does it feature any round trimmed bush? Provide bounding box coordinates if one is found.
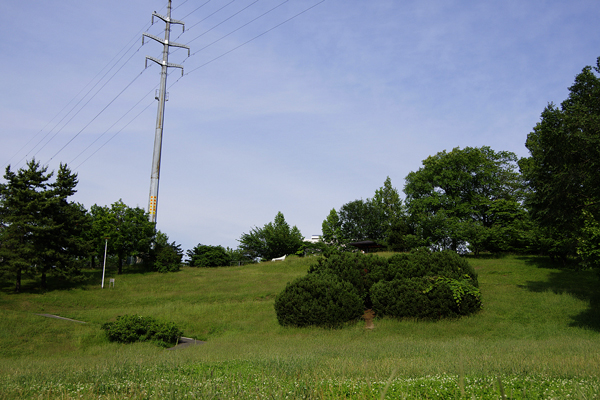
[386,248,478,284]
[371,276,481,319]
[307,252,388,307]
[274,273,364,328]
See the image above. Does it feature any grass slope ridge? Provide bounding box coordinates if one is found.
[0,254,599,398]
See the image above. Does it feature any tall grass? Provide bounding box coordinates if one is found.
[1,254,599,398]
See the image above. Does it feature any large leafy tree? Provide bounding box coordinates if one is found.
[0,160,89,291]
[404,146,527,253]
[520,57,600,264]
[322,177,406,249]
[338,199,387,243]
[186,244,231,268]
[238,212,304,260]
[90,200,155,274]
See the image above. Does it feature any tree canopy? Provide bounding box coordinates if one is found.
[238,212,304,260]
[322,177,406,250]
[520,57,600,263]
[404,146,527,253]
[0,160,89,291]
[90,200,155,274]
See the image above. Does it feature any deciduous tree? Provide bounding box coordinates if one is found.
[404,146,526,253]
[520,57,600,264]
[238,212,304,260]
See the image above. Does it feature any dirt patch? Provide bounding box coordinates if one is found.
[362,309,375,329]
[36,314,86,324]
[168,337,206,350]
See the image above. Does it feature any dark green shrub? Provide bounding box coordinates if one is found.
[154,244,183,273]
[101,315,183,348]
[387,248,478,284]
[187,244,231,267]
[307,252,388,307]
[274,273,364,328]
[371,276,481,319]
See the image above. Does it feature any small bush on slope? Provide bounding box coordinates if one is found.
[274,273,364,328]
[101,315,182,348]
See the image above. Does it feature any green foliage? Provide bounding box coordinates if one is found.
[576,210,600,269]
[404,146,526,253]
[238,212,304,260]
[0,160,90,292]
[321,208,344,246]
[276,249,481,326]
[322,177,407,250]
[186,244,231,267]
[372,249,481,319]
[307,252,388,307]
[274,273,364,328]
[101,314,182,348]
[521,56,600,263]
[371,276,481,320]
[90,200,155,274]
[152,231,183,273]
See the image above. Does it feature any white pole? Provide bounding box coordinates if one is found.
[102,238,108,288]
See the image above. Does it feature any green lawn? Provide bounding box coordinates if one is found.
[1,254,599,399]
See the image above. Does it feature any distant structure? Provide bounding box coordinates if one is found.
[143,0,190,223]
[307,235,322,243]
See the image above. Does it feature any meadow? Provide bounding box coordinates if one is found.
[1,254,599,399]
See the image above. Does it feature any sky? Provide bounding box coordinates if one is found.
[1,0,599,253]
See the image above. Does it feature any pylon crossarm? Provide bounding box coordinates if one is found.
[152,11,185,31]
[145,56,185,76]
[142,33,190,56]
[142,33,164,46]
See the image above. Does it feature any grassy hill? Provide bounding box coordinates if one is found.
[1,254,599,399]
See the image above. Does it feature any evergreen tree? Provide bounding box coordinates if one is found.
[0,160,88,291]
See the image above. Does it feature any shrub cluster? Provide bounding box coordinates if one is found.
[101,315,183,348]
[274,248,481,328]
[186,244,231,268]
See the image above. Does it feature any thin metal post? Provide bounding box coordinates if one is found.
[102,238,108,288]
[143,0,190,223]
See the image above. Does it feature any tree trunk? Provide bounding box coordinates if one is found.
[15,269,21,293]
[118,254,123,275]
[41,269,47,290]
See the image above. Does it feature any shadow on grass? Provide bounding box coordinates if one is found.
[517,256,600,331]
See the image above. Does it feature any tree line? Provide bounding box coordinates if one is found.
[2,57,599,291]
[0,160,184,292]
[244,57,600,268]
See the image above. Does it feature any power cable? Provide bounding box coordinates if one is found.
[58,0,327,169]
[5,24,152,170]
[184,0,325,75]
[179,0,211,20]
[184,0,262,47]
[68,85,159,165]
[44,66,149,165]
[73,100,156,171]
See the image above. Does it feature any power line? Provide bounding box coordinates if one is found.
[68,86,158,165]
[33,0,326,170]
[179,0,211,20]
[44,67,148,165]
[73,100,156,171]
[184,0,326,76]
[5,22,154,170]
[184,0,261,47]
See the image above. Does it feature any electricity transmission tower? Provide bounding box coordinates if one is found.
[143,0,190,223]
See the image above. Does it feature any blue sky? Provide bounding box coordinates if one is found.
[1,0,599,252]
